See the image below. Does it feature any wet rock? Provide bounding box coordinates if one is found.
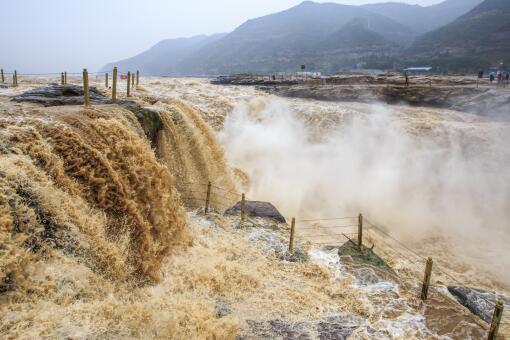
[0,273,17,293]
[338,241,394,274]
[120,102,163,146]
[448,286,510,323]
[225,201,286,223]
[215,302,232,318]
[211,74,298,86]
[247,229,308,262]
[240,316,363,340]
[350,267,391,286]
[12,85,164,147]
[13,84,113,106]
[317,316,362,340]
[248,230,285,254]
[279,248,309,263]
[242,319,312,340]
[257,83,510,115]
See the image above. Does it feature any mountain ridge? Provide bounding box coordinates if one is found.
[406,0,510,72]
[102,0,487,75]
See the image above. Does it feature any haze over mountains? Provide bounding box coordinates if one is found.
[104,0,504,75]
[408,0,510,72]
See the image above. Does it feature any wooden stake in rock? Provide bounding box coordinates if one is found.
[127,71,131,97]
[240,193,246,224]
[64,72,67,84]
[1,69,4,83]
[105,72,108,88]
[358,213,363,247]
[289,217,296,253]
[421,257,433,301]
[13,70,18,87]
[205,181,212,214]
[61,72,65,85]
[112,67,118,100]
[136,70,139,86]
[131,71,135,88]
[83,68,90,107]
[488,300,504,340]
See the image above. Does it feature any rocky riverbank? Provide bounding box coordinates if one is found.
[211,74,510,115]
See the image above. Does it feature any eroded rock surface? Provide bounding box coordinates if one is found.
[13,84,112,106]
[448,286,510,323]
[239,317,363,340]
[225,201,286,223]
[12,85,164,147]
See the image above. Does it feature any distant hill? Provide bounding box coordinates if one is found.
[103,0,485,75]
[101,34,227,75]
[407,0,510,72]
[176,1,411,75]
[363,0,483,35]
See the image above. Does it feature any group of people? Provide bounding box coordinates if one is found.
[483,70,510,87]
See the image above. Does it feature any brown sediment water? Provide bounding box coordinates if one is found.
[0,102,187,286]
[2,77,510,339]
[154,98,239,210]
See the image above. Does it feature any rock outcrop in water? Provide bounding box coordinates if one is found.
[448,286,510,323]
[13,84,165,147]
[13,84,113,106]
[225,201,286,223]
[211,74,510,115]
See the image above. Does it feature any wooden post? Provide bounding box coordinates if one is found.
[136,70,139,86]
[357,213,363,247]
[240,193,246,224]
[13,70,18,87]
[421,257,433,301]
[1,69,4,83]
[105,72,108,88]
[205,181,212,214]
[61,72,64,85]
[488,300,504,340]
[127,71,131,97]
[131,71,135,88]
[112,67,118,100]
[64,72,67,84]
[289,217,296,253]
[83,68,90,107]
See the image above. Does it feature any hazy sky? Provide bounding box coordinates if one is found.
[0,0,443,73]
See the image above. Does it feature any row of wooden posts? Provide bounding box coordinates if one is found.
[201,181,505,339]
[0,67,140,105]
[81,67,140,106]
[1,69,18,86]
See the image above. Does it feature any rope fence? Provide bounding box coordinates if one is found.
[0,66,141,103]
[176,180,507,338]
[3,66,507,338]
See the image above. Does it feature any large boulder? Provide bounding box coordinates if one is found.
[448,286,510,323]
[224,201,286,223]
[13,84,113,106]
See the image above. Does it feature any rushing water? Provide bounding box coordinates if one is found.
[1,76,509,339]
